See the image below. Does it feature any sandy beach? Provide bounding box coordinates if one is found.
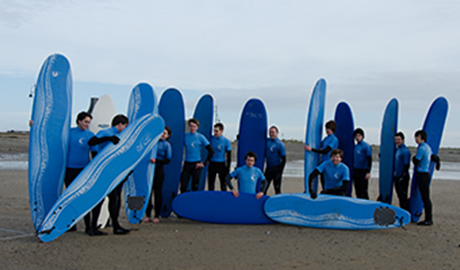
[1,133,460,269]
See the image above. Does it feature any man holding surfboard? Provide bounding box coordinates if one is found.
[264,126,286,194]
[353,128,372,199]
[393,132,411,211]
[308,149,350,199]
[225,151,266,199]
[208,123,232,191]
[180,118,214,193]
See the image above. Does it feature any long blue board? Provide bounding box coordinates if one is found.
[28,53,72,231]
[37,114,164,242]
[264,193,411,230]
[334,102,354,196]
[378,98,398,204]
[409,97,448,222]
[304,79,326,193]
[188,94,214,191]
[172,191,274,224]
[124,82,158,224]
[237,98,267,171]
[158,88,185,218]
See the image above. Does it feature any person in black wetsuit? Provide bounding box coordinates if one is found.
[208,123,232,191]
[393,132,411,211]
[353,128,372,199]
[144,126,172,223]
[264,126,286,195]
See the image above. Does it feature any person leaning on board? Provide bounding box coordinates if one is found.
[90,114,131,235]
[264,125,286,195]
[179,118,214,193]
[308,149,350,200]
[352,128,372,199]
[225,151,267,199]
[304,120,339,191]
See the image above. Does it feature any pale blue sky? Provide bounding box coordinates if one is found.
[1,1,459,147]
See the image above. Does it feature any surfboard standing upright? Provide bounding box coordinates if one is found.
[158,88,185,218]
[37,114,165,242]
[124,82,158,224]
[87,94,116,229]
[304,79,326,193]
[334,102,355,196]
[188,94,214,191]
[237,98,267,172]
[378,98,398,204]
[28,53,72,231]
[409,97,448,222]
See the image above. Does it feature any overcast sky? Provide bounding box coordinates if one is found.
[1,1,459,147]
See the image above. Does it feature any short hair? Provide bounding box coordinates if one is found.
[269,125,279,133]
[394,132,405,141]
[330,148,343,158]
[353,128,364,138]
[214,123,224,131]
[415,130,427,141]
[325,120,337,132]
[188,118,199,127]
[111,114,129,127]
[245,150,257,162]
[76,111,92,125]
[164,126,172,139]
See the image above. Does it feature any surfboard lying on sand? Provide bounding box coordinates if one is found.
[37,114,164,243]
[87,94,116,229]
[124,82,158,224]
[158,88,185,218]
[29,53,72,231]
[187,94,214,191]
[334,102,354,196]
[409,96,448,222]
[264,193,410,230]
[304,79,326,193]
[172,191,274,224]
[378,98,398,204]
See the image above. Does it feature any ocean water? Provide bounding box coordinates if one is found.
[1,154,459,181]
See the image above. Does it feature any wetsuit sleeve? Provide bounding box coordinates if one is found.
[225,150,232,170]
[280,155,286,170]
[308,169,320,198]
[412,156,420,166]
[224,174,234,190]
[431,154,441,170]
[366,156,372,173]
[156,158,171,165]
[88,136,119,146]
[341,181,349,194]
[204,145,214,165]
[259,179,268,193]
[310,146,332,155]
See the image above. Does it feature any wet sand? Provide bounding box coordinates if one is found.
[1,134,460,269]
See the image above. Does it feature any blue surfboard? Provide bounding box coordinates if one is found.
[237,98,267,171]
[264,193,411,230]
[28,53,72,231]
[124,82,158,224]
[304,79,326,193]
[378,98,398,204]
[37,114,165,242]
[158,88,186,218]
[172,191,274,224]
[409,97,448,222]
[334,102,355,196]
[187,94,214,191]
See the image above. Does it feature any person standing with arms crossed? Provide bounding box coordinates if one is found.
[353,128,372,199]
[208,123,232,191]
[393,132,411,211]
[264,126,286,195]
[180,118,214,193]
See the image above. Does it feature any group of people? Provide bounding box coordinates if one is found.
[64,110,439,238]
[304,120,440,226]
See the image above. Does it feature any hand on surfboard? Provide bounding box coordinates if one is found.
[231,189,239,198]
[255,192,264,200]
[304,144,312,152]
